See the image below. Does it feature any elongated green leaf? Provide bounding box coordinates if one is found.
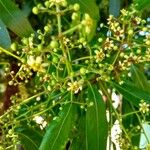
[39,103,76,150]
[130,65,150,92]
[0,19,11,48]
[22,0,35,17]
[67,0,99,40]
[15,126,43,150]
[0,0,33,37]
[109,0,121,17]
[70,112,86,150]
[135,0,150,11]
[113,82,150,107]
[122,100,140,146]
[86,85,108,150]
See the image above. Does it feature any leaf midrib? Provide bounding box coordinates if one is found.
[0,0,13,18]
[51,104,72,150]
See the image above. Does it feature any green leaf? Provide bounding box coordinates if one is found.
[0,19,11,48]
[113,82,150,107]
[86,84,108,150]
[70,111,86,150]
[135,0,150,11]
[67,0,99,40]
[22,0,35,17]
[39,103,76,150]
[15,126,43,150]
[109,0,121,17]
[122,100,140,146]
[0,0,33,37]
[130,65,150,92]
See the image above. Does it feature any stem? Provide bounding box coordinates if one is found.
[72,56,92,62]
[130,104,150,144]
[62,24,81,36]
[0,47,23,62]
[61,43,72,74]
[55,5,72,75]
[0,91,47,120]
[122,110,140,118]
[99,81,132,143]
[56,5,62,35]
[21,91,47,105]
[0,62,10,65]
[112,50,120,66]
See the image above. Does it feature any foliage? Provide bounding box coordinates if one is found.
[0,0,150,150]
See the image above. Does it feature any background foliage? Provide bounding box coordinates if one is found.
[0,0,150,150]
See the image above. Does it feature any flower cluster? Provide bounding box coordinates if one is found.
[27,55,47,72]
[67,80,83,94]
[139,100,150,114]
[0,1,150,149]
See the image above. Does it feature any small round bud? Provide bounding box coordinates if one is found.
[80,67,86,75]
[85,26,91,34]
[22,38,28,45]
[128,29,133,35]
[70,72,75,77]
[62,1,67,7]
[51,80,56,86]
[38,35,42,40]
[10,43,17,51]
[71,12,79,21]
[142,27,147,32]
[52,56,59,63]
[50,40,59,49]
[73,3,80,11]
[8,129,13,135]
[146,41,150,45]
[17,105,21,110]
[8,80,14,86]
[137,49,141,54]
[47,85,52,91]
[37,44,43,51]
[37,3,43,9]
[36,96,41,101]
[113,46,118,50]
[98,38,103,42]
[32,7,39,15]
[44,25,52,32]
[44,1,50,7]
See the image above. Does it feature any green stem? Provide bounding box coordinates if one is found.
[122,110,140,118]
[72,56,92,62]
[0,91,47,120]
[56,5,62,35]
[0,62,10,65]
[62,24,81,36]
[112,50,120,66]
[21,91,47,105]
[61,43,72,74]
[99,81,132,143]
[130,104,150,144]
[55,5,72,75]
[0,47,23,62]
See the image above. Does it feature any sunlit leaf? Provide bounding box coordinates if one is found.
[109,0,121,17]
[15,126,43,150]
[0,0,33,37]
[113,82,150,107]
[39,103,76,150]
[86,84,108,150]
[67,0,99,40]
[122,99,140,146]
[0,19,11,48]
[70,111,86,150]
[130,65,150,92]
[135,0,150,11]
